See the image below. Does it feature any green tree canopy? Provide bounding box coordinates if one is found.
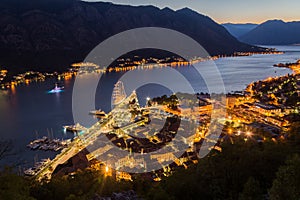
[269,154,300,200]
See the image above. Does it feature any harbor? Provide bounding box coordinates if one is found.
[23,158,51,176]
[0,45,296,173]
[27,136,71,152]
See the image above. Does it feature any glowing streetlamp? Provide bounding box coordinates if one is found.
[146,97,151,107]
[246,131,252,137]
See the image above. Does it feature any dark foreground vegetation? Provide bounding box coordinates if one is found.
[0,121,300,200]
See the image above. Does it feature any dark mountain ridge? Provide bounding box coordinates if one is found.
[239,19,300,45]
[0,0,264,72]
[222,23,258,38]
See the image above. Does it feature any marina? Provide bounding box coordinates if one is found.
[0,45,297,169]
[27,136,71,152]
[0,0,299,198]
[23,158,51,176]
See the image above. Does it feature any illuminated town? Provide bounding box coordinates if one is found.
[0,50,284,90]
[1,1,300,199]
[19,58,299,185]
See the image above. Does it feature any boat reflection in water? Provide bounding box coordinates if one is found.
[48,83,64,94]
[63,123,86,136]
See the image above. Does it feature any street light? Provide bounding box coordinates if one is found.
[246,131,252,137]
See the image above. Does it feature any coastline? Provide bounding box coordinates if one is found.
[273,59,300,74]
[0,50,284,90]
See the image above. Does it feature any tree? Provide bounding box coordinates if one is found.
[146,184,171,200]
[0,169,35,200]
[239,177,264,200]
[0,139,13,161]
[287,122,300,141]
[269,155,300,200]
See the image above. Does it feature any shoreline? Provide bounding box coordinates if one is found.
[0,51,298,172]
[273,59,300,74]
[0,50,284,90]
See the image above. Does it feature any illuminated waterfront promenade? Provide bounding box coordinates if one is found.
[34,92,156,180]
[33,90,212,180]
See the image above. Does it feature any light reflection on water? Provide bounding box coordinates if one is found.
[0,45,298,168]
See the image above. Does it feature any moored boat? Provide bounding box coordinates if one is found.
[89,109,107,118]
[63,123,86,133]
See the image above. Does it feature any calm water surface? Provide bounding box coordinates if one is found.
[0,45,298,168]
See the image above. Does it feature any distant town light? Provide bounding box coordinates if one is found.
[246,131,252,137]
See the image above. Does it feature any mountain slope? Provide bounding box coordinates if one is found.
[0,0,264,72]
[222,23,258,38]
[239,20,300,45]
